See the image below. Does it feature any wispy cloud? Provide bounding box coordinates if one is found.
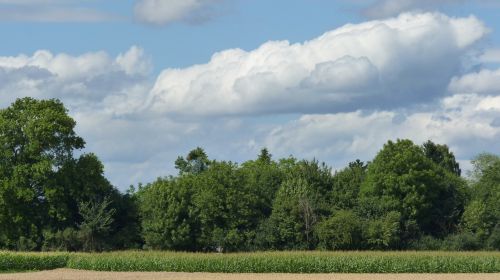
[0,0,119,22]
[361,0,497,19]
[134,0,226,26]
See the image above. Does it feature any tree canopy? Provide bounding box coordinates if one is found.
[1,97,499,252]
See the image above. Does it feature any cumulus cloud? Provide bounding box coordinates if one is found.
[134,0,224,25]
[480,48,500,63]
[0,46,152,112]
[0,12,497,187]
[262,93,500,169]
[146,13,486,116]
[0,46,162,187]
[449,69,500,95]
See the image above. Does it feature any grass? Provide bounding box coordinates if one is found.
[1,251,500,273]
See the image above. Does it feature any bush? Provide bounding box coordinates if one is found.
[442,232,481,251]
[42,228,82,252]
[363,211,401,249]
[486,224,500,250]
[16,237,38,252]
[408,235,443,250]
[316,210,362,250]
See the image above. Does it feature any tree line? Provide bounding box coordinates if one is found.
[0,98,498,251]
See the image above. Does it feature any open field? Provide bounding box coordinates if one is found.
[1,251,500,274]
[1,269,500,280]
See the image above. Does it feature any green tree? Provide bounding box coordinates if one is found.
[316,210,362,250]
[175,147,210,175]
[240,149,283,218]
[78,198,116,252]
[138,177,196,250]
[422,140,461,176]
[363,211,401,249]
[0,98,135,251]
[462,156,500,246]
[468,153,500,183]
[191,161,259,251]
[267,178,319,250]
[331,160,367,210]
[0,98,84,249]
[360,139,466,244]
[462,200,495,241]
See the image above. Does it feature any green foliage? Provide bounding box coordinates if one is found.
[360,139,466,242]
[422,140,461,176]
[316,210,362,250]
[78,198,116,252]
[0,98,84,249]
[462,200,496,240]
[408,235,443,251]
[2,98,500,253]
[175,147,210,175]
[441,232,482,251]
[267,178,319,250]
[331,160,366,210]
[363,211,401,249]
[461,156,500,248]
[139,176,197,251]
[468,153,500,183]
[42,228,81,252]
[0,98,135,251]
[486,224,500,250]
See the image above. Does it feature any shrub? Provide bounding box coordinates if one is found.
[442,232,481,251]
[42,228,82,252]
[408,235,443,250]
[486,224,500,250]
[316,210,362,250]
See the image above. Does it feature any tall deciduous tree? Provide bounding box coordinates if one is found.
[0,97,132,250]
[422,140,461,176]
[0,98,84,248]
[360,139,466,243]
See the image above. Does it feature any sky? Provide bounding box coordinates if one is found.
[1,0,500,189]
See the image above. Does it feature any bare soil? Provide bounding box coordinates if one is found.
[0,269,499,280]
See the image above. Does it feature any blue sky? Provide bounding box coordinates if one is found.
[1,0,500,189]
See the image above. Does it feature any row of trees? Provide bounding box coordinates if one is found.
[0,98,499,251]
[138,143,499,251]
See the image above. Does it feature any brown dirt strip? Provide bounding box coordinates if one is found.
[0,269,499,280]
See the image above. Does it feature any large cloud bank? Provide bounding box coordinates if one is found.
[1,12,499,187]
[146,13,486,115]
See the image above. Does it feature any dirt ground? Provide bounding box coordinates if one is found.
[0,269,499,280]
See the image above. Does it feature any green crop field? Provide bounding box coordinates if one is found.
[1,251,499,273]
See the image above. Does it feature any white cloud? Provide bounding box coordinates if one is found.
[0,46,152,112]
[362,0,465,19]
[262,93,500,169]
[0,0,117,22]
[0,47,163,187]
[0,12,498,188]
[360,0,499,19]
[134,0,224,25]
[449,69,500,95]
[146,13,487,116]
[480,48,500,63]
